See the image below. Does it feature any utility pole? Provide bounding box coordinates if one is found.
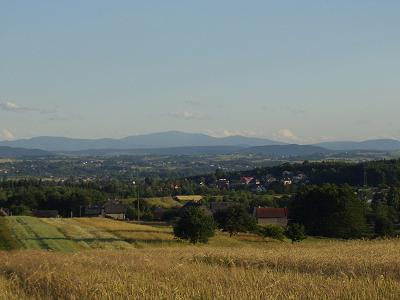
[133,180,140,222]
[137,181,140,222]
[363,166,368,187]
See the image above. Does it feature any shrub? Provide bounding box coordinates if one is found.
[260,225,285,241]
[285,223,306,243]
[374,215,395,237]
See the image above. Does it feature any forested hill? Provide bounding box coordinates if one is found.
[0,146,52,158]
[201,159,400,187]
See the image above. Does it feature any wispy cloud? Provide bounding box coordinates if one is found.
[0,129,15,140]
[167,111,209,120]
[184,100,201,106]
[206,130,259,137]
[275,128,301,142]
[284,106,306,116]
[0,102,34,113]
[0,101,56,114]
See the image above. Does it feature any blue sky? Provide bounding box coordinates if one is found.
[1,1,399,143]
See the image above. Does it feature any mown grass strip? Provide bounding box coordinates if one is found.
[0,218,21,250]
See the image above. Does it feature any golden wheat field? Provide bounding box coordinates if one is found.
[1,241,400,299]
[0,217,400,299]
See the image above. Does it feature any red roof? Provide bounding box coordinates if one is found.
[240,176,254,184]
[254,207,288,219]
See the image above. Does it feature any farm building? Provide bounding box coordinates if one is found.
[103,202,128,220]
[33,210,59,218]
[253,207,288,227]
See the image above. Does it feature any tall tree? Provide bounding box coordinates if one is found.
[173,207,215,244]
[291,184,367,238]
[214,205,257,237]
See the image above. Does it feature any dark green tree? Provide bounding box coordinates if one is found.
[285,223,306,243]
[125,207,136,220]
[373,204,396,237]
[214,205,257,237]
[290,184,367,239]
[387,187,400,211]
[374,214,395,237]
[173,207,215,244]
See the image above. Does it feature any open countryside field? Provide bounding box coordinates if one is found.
[0,217,400,299]
[0,216,264,251]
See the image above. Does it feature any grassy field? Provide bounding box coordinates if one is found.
[0,216,400,299]
[0,216,263,251]
[141,196,183,208]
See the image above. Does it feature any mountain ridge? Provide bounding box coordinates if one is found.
[0,146,52,158]
[0,131,284,151]
[315,139,400,151]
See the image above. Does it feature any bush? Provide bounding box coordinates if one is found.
[374,215,395,237]
[285,223,306,243]
[125,207,136,220]
[173,207,215,244]
[260,225,285,241]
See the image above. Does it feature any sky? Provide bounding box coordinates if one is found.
[1,1,400,143]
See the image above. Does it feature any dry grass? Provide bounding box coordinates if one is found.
[0,239,400,299]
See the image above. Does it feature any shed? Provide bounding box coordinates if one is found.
[33,210,59,218]
[253,207,288,227]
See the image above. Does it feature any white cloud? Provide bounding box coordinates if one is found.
[276,128,300,141]
[0,101,56,114]
[206,130,259,137]
[184,100,201,106]
[1,129,15,140]
[0,101,33,113]
[284,106,306,115]
[167,111,209,120]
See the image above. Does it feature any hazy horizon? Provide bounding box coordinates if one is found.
[1,1,400,143]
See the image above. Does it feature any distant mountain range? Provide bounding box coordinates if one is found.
[0,132,400,158]
[0,131,283,152]
[240,144,331,156]
[315,139,400,151]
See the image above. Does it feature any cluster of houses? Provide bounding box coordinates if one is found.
[23,197,289,228]
[155,200,289,227]
[211,171,308,192]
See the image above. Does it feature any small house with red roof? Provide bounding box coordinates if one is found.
[253,207,288,226]
[240,176,255,185]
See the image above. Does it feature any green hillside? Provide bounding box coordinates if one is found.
[0,216,266,251]
[0,217,174,251]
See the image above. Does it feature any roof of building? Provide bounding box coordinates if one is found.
[240,176,254,184]
[104,203,127,214]
[33,210,59,218]
[254,207,288,219]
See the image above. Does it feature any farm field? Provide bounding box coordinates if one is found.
[0,217,400,299]
[0,216,265,251]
